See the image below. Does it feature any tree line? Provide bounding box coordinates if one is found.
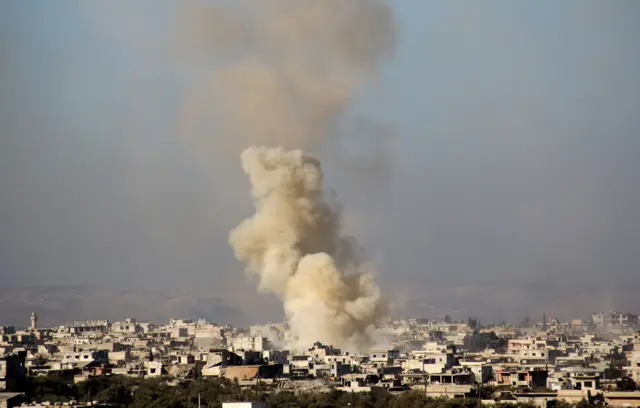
[21,374,612,408]
[19,374,533,408]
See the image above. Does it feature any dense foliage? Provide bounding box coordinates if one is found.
[19,375,546,408]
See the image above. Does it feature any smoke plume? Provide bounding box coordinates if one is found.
[229,147,386,349]
[177,0,396,153]
[191,0,397,348]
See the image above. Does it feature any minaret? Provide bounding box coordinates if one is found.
[31,311,38,331]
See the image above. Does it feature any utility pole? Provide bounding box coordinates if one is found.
[424,373,428,397]
[198,393,201,408]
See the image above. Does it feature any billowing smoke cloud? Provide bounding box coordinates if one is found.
[229,147,386,349]
[177,0,396,153]
[185,0,397,348]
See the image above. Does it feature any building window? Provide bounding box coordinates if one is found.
[584,381,593,388]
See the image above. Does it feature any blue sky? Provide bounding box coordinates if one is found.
[1,1,639,323]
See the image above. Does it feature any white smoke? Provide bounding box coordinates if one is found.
[229,146,386,350]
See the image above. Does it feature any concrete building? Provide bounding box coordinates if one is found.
[145,361,163,377]
[108,350,130,365]
[57,320,109,334]
[406,351,456,374]
[459,361,493,383]
[508,337,545,353]
[624,336,640,383]
[495,368,548,388]
[567,375,599,391]
[194,326,224,349]
[511,348,548,364]
[201,350,243,377]
[172,327,189,338]
[222,365,283,381]
[307,343,341,361]
[324,354,356,369]
[288,356,312,377]
[463,332,501,352]
[261,350,288,365]
[222,403,267,408]
[0,354,26,391]
[410,384,474,399]
[0,393,23,408]
[0,333,35,347]
[368,349,400,363]
[328,361,350,378]
[592,311,639,328]
[231,336,266,352]
[111,318,141,334]
[429,369,475,386]
[603,391,640,407]
[61,350,109,365]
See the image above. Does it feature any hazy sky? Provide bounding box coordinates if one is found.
[1,1,639,323]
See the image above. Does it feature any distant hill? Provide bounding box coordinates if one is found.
[2,280,638,328]
[389,279,640,323]
[0,285,282,328]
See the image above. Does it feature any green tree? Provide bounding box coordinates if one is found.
[23,374,77,402]
[17,374,559,408]
[389,390,427,408]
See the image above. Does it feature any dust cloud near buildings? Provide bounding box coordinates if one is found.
[193,0,397,349]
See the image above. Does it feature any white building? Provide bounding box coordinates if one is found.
[61,350,108,364]
[111,318,141,334]
[222,403,266,408]
[624,337,640,382]
[407,348,456,374]
[368,349,400,363]
[145,361,163,377]
[422,353,455,374]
